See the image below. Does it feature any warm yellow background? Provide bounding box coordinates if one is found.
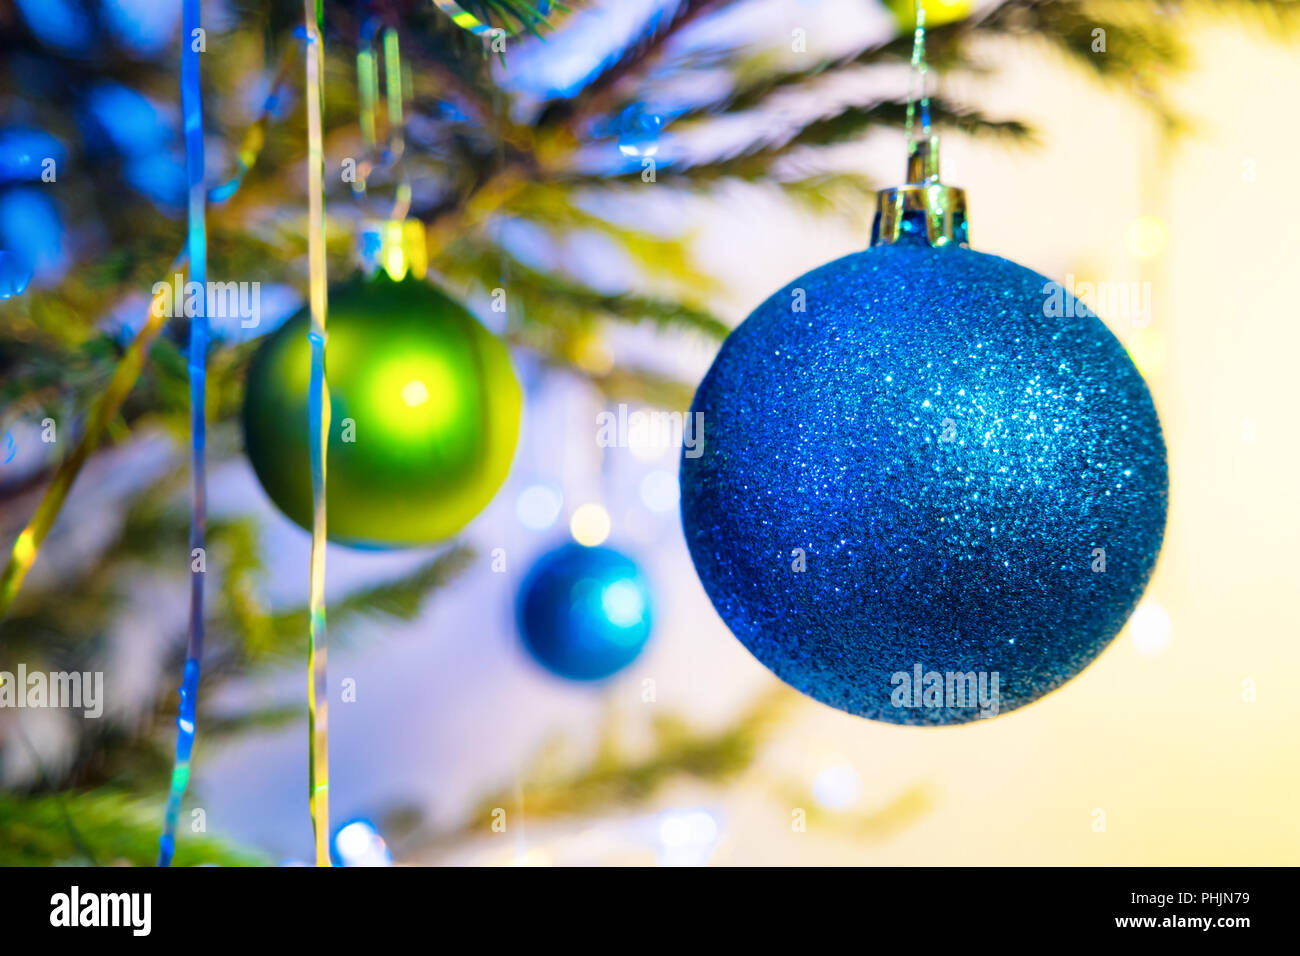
[687,20,1300,865]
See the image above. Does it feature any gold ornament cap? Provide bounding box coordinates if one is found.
[870,134,969,248]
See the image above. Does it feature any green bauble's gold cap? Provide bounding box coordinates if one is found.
[870,135,970,249]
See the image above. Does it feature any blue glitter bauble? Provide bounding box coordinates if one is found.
[680,244,1167,725]
[517,544,654,681]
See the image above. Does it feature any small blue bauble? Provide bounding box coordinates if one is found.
[680,244,1167,724]
[517,544,654,681]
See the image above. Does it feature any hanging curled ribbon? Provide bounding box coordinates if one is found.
[904,0,931,146]
[430,1,553,37]
[430,0,496,36]
[157,0,210,868]
[354,22,425,281]
[302,0,332,868]
[352,23,406,189]
[209,49,297,204]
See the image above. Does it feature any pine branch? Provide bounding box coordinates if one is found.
[201,702,303,738]
[583,364,701,411]
[539,0,734,127]
[0,790,265,866]
[786,781,935,842]
[572,96,1030,186]
[423,688,794,849]
[503,182,720,290]
[776,171,881,217]
[486,250,731,341]
[257,545,477,663]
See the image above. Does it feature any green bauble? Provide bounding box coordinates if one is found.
[242,275,521,548]
[885,0,971,29]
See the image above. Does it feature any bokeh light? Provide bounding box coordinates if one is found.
[656,809,719,867]
[570,502,611,546]
[639,469,680,512]
[600,579,647,628]
[331,820,393,867]
[1128,599,1172,656]
[0,251,33,300]
[400,379,430,408]
[516,484,564,530]
[813,763,864,811]
[617,104,663,159]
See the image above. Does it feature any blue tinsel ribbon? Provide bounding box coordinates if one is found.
[159,0,208,868]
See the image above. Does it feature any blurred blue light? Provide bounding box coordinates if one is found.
[0,250,33,300]
[17,0,94,55]
[601,579,648,630]
[617,104,663,158]
[0,189,65,283]
[101,0,181,57]
[85,83,173,155]
[124,152,187,206]
[436,100,471,124]
[0,128,65,184]
[331,820,393,867]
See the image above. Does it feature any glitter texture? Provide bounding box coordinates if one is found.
[680,244,1167,725]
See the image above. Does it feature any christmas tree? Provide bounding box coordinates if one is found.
[0,0,1295,865]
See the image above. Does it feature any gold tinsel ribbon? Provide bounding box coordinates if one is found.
[302,0,332,868]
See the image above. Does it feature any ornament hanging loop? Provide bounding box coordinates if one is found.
[355,23,427,281]
[871,2,969,249]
